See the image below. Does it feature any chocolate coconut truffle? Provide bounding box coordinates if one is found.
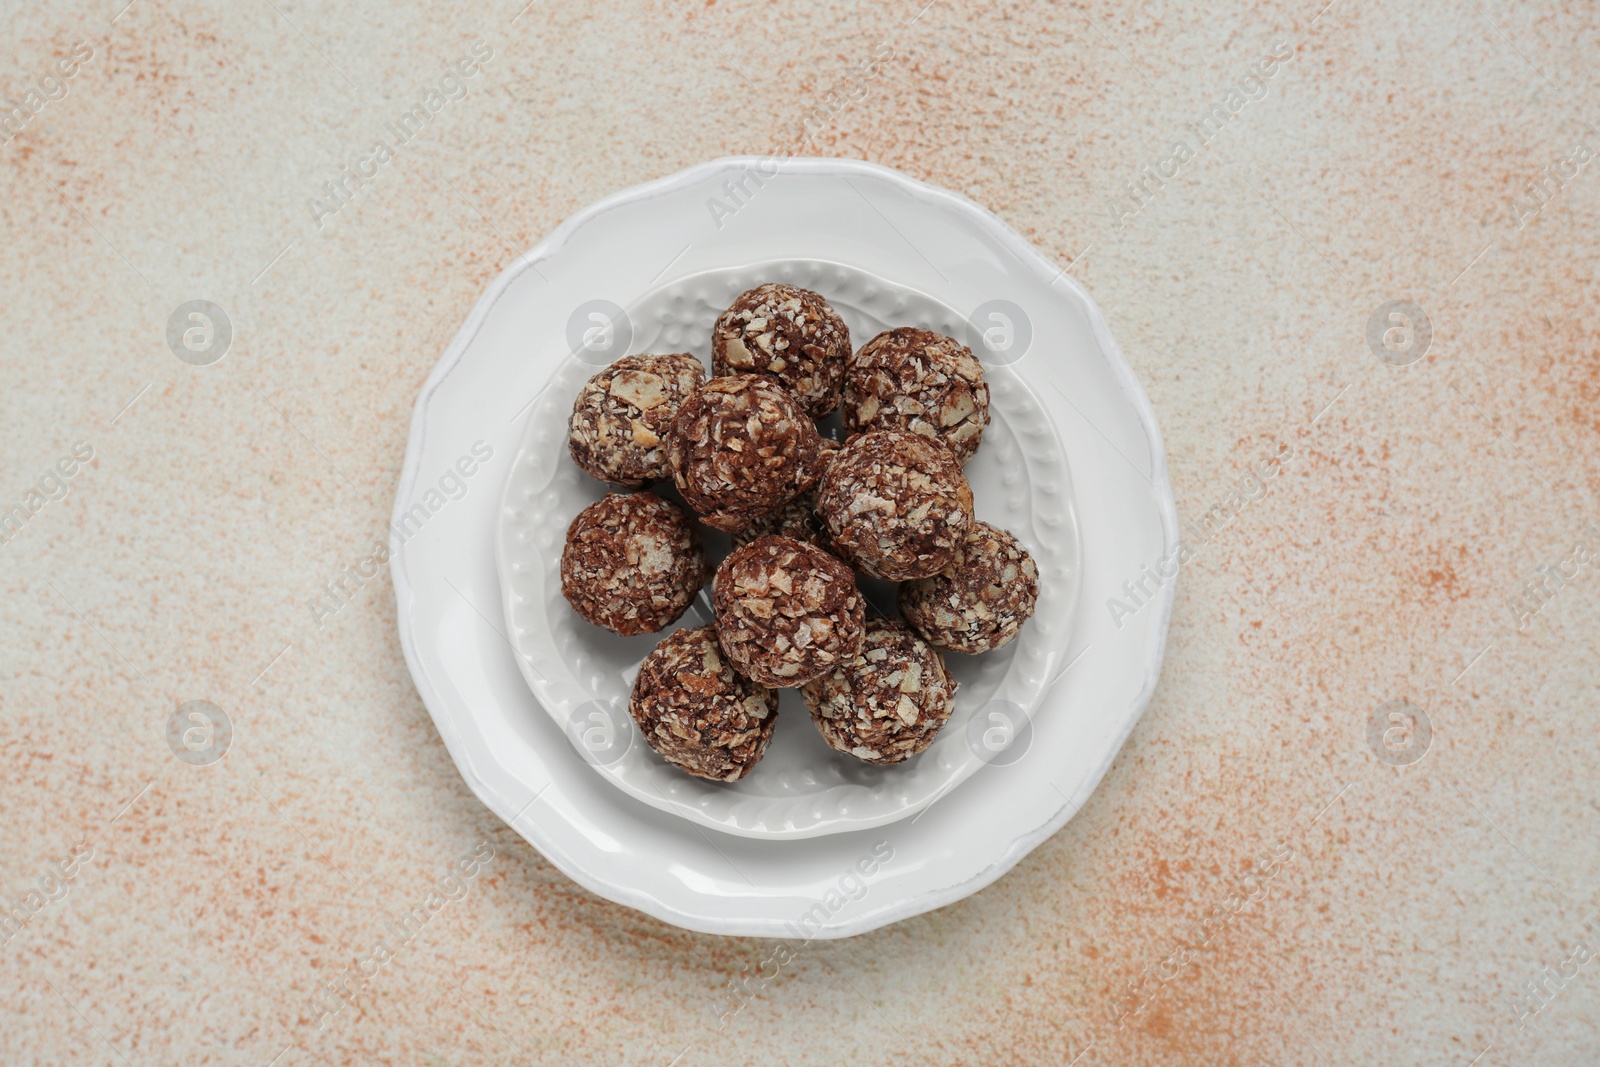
[801,617,957,765]
[568,353,706,487]
[843,327,990,463]
[714,535,865,687]
[899,522,1039,653]
[666,374,824,531]
[629,626,778,781]
[816,430,975,581]
[712,284,851,417]
[560,492,705,636]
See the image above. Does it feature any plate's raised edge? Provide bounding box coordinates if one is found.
[389,155,1181,939]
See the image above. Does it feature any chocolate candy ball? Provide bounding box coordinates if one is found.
[899,522,1039,653]
[560,492,705,636]
[843,327,990,463]
[568,353,706,487]
[629,626,778,781]
[816,430,975,581]
[714,535,865,687]
[712,284,850,417]
[801,617,957,765]
[666,374,824,532]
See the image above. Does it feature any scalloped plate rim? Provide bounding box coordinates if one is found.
[390,156,1179,938]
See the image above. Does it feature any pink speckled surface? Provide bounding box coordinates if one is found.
[3,0,1598,1064]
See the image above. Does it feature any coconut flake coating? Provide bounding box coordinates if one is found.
[731,493,831,552]
[712,284,851,417]
[843,327,990,464]
[801,617,957,765]
[714,535,865,687]
[808,433,841,483]
[560,492,705,636]
[816,430,975,581]
[899,521,1040,653]
[568,353,706,487]
[666,374,824,531]
[731,439,840,551]
[629,626,778,781]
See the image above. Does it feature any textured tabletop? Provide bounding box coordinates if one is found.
[3,0,1598,1064]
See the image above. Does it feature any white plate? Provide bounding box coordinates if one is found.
[495,259,1082,839]
[391,157,1178,937]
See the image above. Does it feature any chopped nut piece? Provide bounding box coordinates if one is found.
[609,370,668,410]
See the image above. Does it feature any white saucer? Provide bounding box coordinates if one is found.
[391,157,1178,937]
[494,259,1082,839]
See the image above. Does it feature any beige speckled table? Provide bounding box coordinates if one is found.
[3,0,1598,1063]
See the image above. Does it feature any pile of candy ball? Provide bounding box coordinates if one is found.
[560,283,1039,782]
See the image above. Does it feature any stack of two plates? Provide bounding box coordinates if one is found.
[391,158,1177,938]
